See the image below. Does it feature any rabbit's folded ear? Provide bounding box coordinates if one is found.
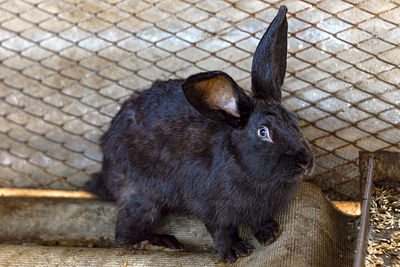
[251,6,288,102]
[182,71,252,128]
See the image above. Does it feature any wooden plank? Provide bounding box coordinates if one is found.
[0,188,96,198]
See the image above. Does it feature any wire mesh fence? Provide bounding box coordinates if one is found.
[0,0,399,200]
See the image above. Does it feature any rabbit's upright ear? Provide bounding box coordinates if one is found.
[251,6,288,102]
[182,71,252,128]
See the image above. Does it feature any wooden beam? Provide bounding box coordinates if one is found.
[0,188,97,198]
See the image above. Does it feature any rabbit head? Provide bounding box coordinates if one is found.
[182,6,314,182]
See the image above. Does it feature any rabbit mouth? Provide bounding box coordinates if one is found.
[297,163,308,171]
[295,165,307,177]
[296,161,314,177]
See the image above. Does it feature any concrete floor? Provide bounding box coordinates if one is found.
[0,0,399,200]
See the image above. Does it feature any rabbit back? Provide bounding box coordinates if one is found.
[99,80,230,208]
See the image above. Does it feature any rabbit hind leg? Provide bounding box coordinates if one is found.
[115,194,184,250]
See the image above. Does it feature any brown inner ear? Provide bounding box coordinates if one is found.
[195,76,239,117]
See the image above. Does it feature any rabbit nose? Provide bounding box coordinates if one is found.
[287,149,312,168]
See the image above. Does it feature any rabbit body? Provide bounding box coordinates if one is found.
[85,6,314,263]
[98,78,302,220]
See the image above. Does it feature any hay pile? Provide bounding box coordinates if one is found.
[366,185,400,266]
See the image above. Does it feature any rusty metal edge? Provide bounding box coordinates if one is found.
[354,156,374,267]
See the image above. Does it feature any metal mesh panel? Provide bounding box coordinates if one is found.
[0,0,399,200]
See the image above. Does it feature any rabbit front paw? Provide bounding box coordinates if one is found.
[254,220,281,244]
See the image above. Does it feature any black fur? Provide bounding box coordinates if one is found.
[85,6,314,263]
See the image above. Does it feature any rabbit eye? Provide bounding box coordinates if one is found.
[257,126,273,143]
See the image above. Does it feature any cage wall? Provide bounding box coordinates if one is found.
[0,0,399,200]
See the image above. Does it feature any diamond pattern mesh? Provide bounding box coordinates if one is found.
[0,0,399,200]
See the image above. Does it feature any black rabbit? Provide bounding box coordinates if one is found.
[85,6,314,263]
